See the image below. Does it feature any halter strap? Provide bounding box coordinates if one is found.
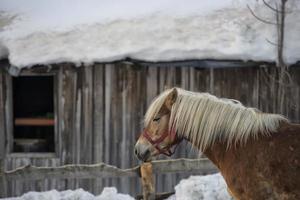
[142,128,182,156]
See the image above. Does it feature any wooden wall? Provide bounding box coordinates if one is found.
[1,63,300,197]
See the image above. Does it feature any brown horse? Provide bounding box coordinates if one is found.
[134,88,300,200]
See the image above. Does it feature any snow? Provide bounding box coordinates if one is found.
[167,173,233,200]
[3,173,232,200]
[4,187,134,200]
[0,0,300,68]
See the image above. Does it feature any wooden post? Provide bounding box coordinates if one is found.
[140,162,155,200]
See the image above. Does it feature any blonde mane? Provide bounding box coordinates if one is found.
[145,88,288,151]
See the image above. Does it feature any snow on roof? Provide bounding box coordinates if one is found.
[0,0,299,69]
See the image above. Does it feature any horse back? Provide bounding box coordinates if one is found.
[207,122,300,200]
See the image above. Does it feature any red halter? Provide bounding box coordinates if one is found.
[142,127,182,156]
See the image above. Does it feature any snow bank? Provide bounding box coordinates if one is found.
[3,174,231,200]
[167,173,233,200]
[0,0,299,68]
[4,187,134,200]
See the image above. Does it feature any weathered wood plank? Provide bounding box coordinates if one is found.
[0,71,5,159]
[74,86,81,164]
[152,158,217,174]
[2,159,217,181]
[78,66,94,191]
[213,67,259,106]
[57,68,64,161]
[0,71,6,199]
[4,74,13,154]
[93,64,105,194]
[57,66,78,190]
[120,65,130,193]
[3,162,140,181]
[104,64,113,188]
[146,67,158,105]
[61,65,77,164]
[81,66,94,164]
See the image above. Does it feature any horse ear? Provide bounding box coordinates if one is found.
[165,88,178,110]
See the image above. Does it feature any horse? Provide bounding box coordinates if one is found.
[134,88,300,200]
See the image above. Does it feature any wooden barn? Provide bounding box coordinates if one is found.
[0,0,300,198]
[1,59,300,197]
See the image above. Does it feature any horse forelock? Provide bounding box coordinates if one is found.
[144,89,173,127]
[145,88,288,151]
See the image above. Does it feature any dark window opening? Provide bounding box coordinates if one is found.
[13,76,55,153]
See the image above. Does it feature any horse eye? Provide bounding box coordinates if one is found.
[153,117,161,122]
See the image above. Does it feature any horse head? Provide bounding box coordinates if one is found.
[134,88,182,162]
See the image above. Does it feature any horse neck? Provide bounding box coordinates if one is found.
[202,142,227,168]
[200,120,291,169]
[179,132,226,167]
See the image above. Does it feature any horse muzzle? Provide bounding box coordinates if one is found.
[134,142,153,162]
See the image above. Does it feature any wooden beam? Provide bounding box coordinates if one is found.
[4,162,140,181]
[151,158,218,174]
[1,159,218,181]
[14,118,54,126]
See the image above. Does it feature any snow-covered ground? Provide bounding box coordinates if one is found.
[0,0,299,68]
[3,187,134,200]
[2,173,231,200]
[167,173,232,200]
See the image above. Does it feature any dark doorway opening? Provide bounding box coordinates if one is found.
[13,76,55,153]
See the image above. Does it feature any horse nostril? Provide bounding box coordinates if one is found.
[144,149,150,157]
[135,148,143,160]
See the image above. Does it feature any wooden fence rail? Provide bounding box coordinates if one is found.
[1,158,217,181]
[0,158,218,199]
